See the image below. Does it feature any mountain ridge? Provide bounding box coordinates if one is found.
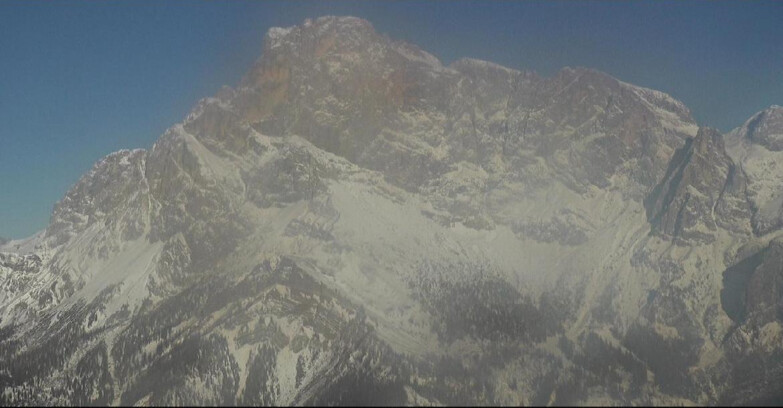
[1,15,782,406]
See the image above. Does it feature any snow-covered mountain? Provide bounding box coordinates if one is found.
[1,16,782,405]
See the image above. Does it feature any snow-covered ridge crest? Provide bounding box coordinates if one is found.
[183,95,236,125]
[450,57,523,76]
[392,41,445,71]
[617,79,698,136]
[619,80,693,118]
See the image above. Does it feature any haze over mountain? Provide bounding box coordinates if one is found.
[1,16,782,405]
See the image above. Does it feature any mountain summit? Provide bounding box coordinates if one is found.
[1,17,782,406]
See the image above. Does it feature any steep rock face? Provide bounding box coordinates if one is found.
[722,237,783,327]
[744,238,783,325]
[0,253,42,307]
[237,16,454,191]
[509,68,695,194]
[718,237,783,406]
[47,149,152,248]
[645,127,751,244]
[235,16,696,197]
[726,105,783,235]
[0,15,781,406]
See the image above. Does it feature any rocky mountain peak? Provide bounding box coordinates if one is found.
[229,17,703,198]
[4,15,782,406]
[732,104,783,151]
[46,148,150,247]
[725,105,783,235]
[645,127,751,244]
[261,16,378,57]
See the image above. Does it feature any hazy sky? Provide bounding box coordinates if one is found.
[1,1,781,239]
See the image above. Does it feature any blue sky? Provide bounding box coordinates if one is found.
[1,1,781,239]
